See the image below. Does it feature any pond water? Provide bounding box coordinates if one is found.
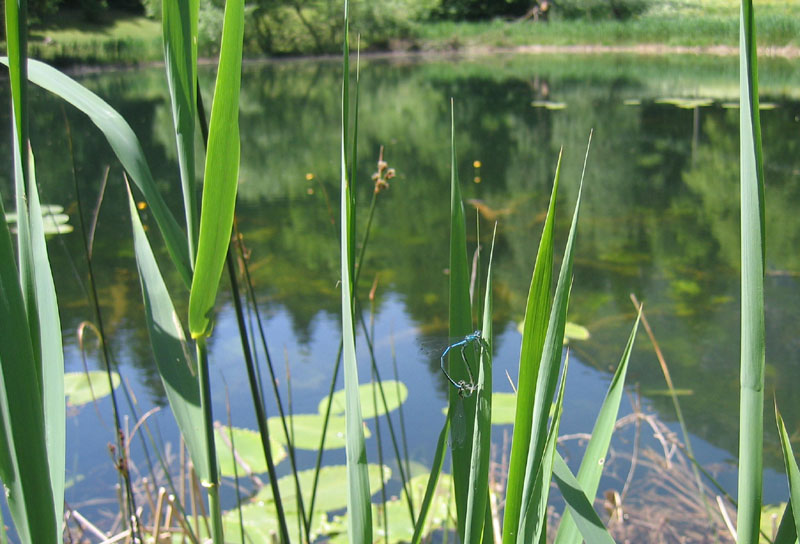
[2,52,800,536]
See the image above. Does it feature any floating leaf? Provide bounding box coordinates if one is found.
[655,97,713,108]
[6,208,72,235]
[330,474,455,544]
[441,392,516,425]
[253,464,390,515]
[531,100,567,110]
[177,508,320,544]
[564,322,590,342]
[405,472,455,525]
[517,320,590,344]
[64,370,120,406]
[318,380,408,420]
[267,413,371,451]
[213,425,286,477]
[491,392,516,425]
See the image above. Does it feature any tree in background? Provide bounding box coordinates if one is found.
[28,0,146,24]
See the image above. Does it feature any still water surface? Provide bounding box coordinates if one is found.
[2,52,800,530]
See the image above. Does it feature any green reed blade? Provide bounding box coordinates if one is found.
[0,6,61,537]
[410,410,451,544]
[554,308,641,544]
[447,100,476,542]
[127,185,209,480]
[520,355,570,543]
[502,149,560,544]
[553,453,616,544]
[162,0,199,262]
[340,1,373,540]
[0,57,193,289]
[776,405,800,538]
[517,136,589,543]
[0,176,58,544]
[464,225,496,544]
[5,0,28,183]
[737,1,766,542]
[27,149,66,535]
[188,0,244,339]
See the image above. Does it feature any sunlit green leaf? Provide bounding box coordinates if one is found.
[188,0,245,338]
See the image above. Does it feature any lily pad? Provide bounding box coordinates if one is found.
[329,473,455,543]
[564,322,590,342]
[440,392,516,425]
[64,370,120,406]
[214,424,287,477]
[318,380,408,420]
[517,320,590,344]
[655,97,713,109]
[6,206,72,235]
[176,508,324,543]
[253,464,391,514]
[267,413,371,451]
[492,392,516,425]
[531,100,567,110]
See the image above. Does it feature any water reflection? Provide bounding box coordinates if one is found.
[1,54,799,499]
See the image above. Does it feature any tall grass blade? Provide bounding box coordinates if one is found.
[26,149,66,536]
[447,100,476,541]
[127,185,209,479]
[502,150,560,543]
[552,453,616,544]
[0,58,193,288]
[554,308,641,544]
[0,175,58,544]
[517,135,590,543]
[737,0,766,542]
[4,0,28,182]
[520,355,570,543]
[0,184,58,543]
[340,1,372,541]
[776,405,800,538]
[188,0,244,338]
[464,225,496,544]
[162,0,199,261]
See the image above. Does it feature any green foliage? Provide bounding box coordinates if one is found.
[28,0,62,23]
[142,0,160,18]
[553,0,652,21]
[433,0,529,20]
[247,0,437,55]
